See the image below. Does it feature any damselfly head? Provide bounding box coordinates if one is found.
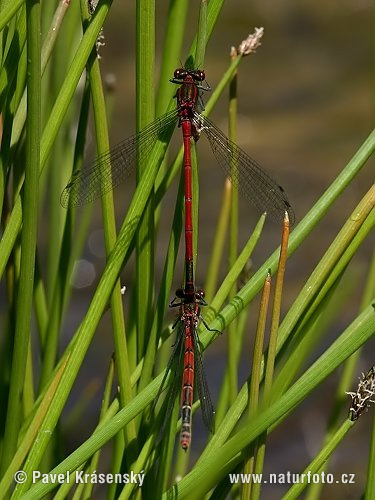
[173,68,187,80]
[173,68,205,82]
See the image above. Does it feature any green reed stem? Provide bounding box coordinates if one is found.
[0,0,40,474]
[135,0,155,361]
[241,271,271,500]
[82,0,137,454]
[252,215,290,500]
[0,0,112,282]
[0,0,23,32]
[282,419,355,500]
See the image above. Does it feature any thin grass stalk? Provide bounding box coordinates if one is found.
[38,80,91,390]
[44,4,78,302]
[117,434,154,500]
[251,214,290,500]
[81,358,115,500]
[44,1,77,300]
[86,32,132,485]
[23,338,35,414]
[0,0,40,474]
[0,4,17,65]
[53,467,84,500]
[107,431,125,500]
[0,0,23,32]
[155,0,189,116]
[0,5,26,217]
[226,54,239,405]
[0,5,26,116]
[261,213,290,401]
[188,0,225,60]
[241,271,271,500]
[204,178,231,302]
[11,0,71,150]
[282,419,355,500]
[40,0,55,37]
[12,39,27,133]
[135,0,155,361]
[0,0,113,281]
[174,448,189,485]
[194,0,207,68]
[81,0,136,451]
[155,399,181,497]
[71,476,86,500]
[208,214,265,321]
[56,464,87,500]
[228,55,239,268]
[33,253,48,345]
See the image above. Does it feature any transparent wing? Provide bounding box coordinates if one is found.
[193,326,215,433]
[61,109,179,207]
[151,323,184,430]
[193,112,295,225]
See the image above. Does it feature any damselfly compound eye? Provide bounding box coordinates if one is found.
[174,68,186,80]
[193,70,205,81]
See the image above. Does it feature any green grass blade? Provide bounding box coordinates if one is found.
[135,0,155,360]
[0,0,23,32]
[0,0,113,281]
[81,0,137,452]
[0,0,40,474]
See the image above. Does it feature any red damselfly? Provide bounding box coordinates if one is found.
[156,287,218,450]
[61,69,294,227]
[61,68,295,449]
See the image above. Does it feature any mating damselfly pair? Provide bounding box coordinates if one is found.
[62,68,294,449]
